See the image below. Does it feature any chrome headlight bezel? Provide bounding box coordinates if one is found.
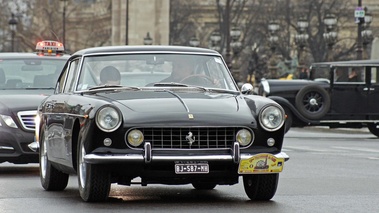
[259,104,285,132]
[236,129,253,146]
[127,129,144,147]
[95,105,122,132]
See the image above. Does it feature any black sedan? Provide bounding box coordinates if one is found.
[33,45,289,202]
[258,59,379,136]
[0,45,69,164]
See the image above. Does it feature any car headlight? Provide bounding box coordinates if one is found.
[0,114,18,128]
[95,106,122,132]
[236,129,253,146]
[127,129,144,147]
[259,105,285,132]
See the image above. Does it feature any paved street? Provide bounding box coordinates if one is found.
[0,127,378,213]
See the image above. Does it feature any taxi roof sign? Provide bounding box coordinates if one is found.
[36,40,65,55]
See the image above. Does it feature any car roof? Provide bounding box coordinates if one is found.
[0,52,70,60]
[311,59,379,68]
[72,45,221,56]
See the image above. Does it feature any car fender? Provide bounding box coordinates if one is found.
[267,96,319,125]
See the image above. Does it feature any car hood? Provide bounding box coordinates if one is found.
[0,94,48,113]
[97,90,256,126]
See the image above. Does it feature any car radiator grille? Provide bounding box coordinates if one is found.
[134,127,243,149]
[17,110,37,131]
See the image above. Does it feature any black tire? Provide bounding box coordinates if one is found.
[367,123,379,137]
[78,140,111,202]
[295,85,330,120]
[192,182,217,190]
[40,128,69,191]
[283,107,293,133]
[243,174,279,201]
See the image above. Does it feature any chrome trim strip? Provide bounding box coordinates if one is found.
[144,142,151,163]
[84,152,289,164]
[0,146,14,151]
[320,120,379,123]
[232,142,240,163]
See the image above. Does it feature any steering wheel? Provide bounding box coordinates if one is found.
[180,74,215,86]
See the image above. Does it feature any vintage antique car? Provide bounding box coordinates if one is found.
[31,45,289,202]
[0,41,69,164]
[258,59,379,136]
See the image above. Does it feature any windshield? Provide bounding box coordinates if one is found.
[76,54,238,91]
[0,58,66,90]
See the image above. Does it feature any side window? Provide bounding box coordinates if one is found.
[64,59,80,93]
[55,64,69,94]
[372,67,379,84]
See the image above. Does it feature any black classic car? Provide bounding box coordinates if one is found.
[0,41,69,164]
[258,59,379,136]
[32,45,289,202]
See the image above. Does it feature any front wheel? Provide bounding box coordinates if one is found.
[243,174,279,200]
[78,140,111,202]
[40,128,69,191]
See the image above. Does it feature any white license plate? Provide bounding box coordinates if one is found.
[175,163,209,174]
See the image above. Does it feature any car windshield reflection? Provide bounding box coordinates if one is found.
[76,54,237,91]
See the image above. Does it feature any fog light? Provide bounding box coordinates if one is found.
[128,129,144,147]
[103,138,112,146]
[267,138,275,146]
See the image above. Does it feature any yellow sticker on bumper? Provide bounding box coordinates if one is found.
[238,153,284,174]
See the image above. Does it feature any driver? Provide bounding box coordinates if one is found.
[161,58,194,83]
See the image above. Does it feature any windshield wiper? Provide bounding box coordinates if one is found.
[153,82,211,92]
[77,85,141,95]
[153,82,190,87]
[88,84,124,90]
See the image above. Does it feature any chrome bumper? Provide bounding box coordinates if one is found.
[84,142,290,164]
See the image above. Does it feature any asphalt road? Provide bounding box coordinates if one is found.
[0,127,378,213]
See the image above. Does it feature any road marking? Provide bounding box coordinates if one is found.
[332,146,379,153]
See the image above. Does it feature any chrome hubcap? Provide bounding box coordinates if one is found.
[40,134,47,179]
[79,144,87,187]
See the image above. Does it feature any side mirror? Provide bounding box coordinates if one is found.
[241,83,253,94]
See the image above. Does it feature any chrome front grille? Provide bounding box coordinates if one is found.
[17,110,37,131]
[128,127,245,149]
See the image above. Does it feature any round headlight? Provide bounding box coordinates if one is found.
[95,106,122,132]
[259,105,285,132]
[127,129,144,147]
[236,129,252,146]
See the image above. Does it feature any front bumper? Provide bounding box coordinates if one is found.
[0,128,38,164]
[84,141,289,168]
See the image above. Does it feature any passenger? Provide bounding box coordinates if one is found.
[100,66,121,85]
[348,68,361,82]
[335,68,349,82]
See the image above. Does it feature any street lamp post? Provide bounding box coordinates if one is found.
[362,10,373,59]
[209,27,241,76]
[60,0,68,46]
[323,13,338,61]
[8,13,18,52]
[295,16,309,74]
[268,20,280,78]
[143,32,153,45]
